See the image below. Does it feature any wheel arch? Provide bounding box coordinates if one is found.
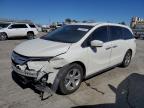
[51,61,86,93]
[27,31,34,35]
[127,49,132,55]
[3,32,7,35]
[123,49,133,60]
[70,61,86,79]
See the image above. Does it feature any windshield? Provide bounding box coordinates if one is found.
[41,25,93,43]
[0,23,10,29]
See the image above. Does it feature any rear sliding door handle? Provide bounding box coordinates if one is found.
[112,45,118,48]
[105,47,111,50]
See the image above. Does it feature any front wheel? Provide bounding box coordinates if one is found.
[59,63,83,95]
[0,33,7,41]
[121,50,132,67]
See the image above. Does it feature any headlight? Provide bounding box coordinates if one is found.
[11,51,29,65]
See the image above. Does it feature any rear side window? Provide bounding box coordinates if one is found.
[109,26,123,41]
[10,24,27,29]
[29,24,36,28]
[122,28,133,39]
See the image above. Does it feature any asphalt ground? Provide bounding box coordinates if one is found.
[0,33,144,108]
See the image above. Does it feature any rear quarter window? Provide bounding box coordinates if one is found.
[29,24,36,28]
[109,26,123,41]
[122,28,134,39]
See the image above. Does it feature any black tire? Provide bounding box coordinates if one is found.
[0,32,7,41]
[121,50,132,67]
[59,63,83,95]
[27,32,35,40]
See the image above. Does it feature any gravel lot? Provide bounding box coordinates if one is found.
[0,33,144,108]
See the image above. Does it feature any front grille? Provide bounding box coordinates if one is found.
[11,52,29,65]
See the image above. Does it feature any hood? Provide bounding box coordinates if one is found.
[14,38,71,57]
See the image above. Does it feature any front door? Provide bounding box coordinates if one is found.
[85,26,112,76]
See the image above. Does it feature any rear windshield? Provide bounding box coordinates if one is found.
[41,25,92,43]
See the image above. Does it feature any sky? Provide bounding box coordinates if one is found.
[0,0,144,25]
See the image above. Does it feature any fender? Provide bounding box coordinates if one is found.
[51,64,69,92]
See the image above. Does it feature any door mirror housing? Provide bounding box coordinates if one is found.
[90,40,103,47]
[8,26,12,29]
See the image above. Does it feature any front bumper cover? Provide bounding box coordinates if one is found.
[12,64,38,78]
[12,71,53,100]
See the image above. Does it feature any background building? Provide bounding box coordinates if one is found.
[130,17,144,29]
[130,17,144,38]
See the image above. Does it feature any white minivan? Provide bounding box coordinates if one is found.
[11,23,136,95]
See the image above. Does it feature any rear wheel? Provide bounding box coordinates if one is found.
[121,50,132,67]
[0,32,7,41]
[27,32,35,39]
[59,63,83,95]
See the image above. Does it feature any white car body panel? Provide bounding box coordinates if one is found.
[0,23,38,38]
[109,40,126,66]
[11,23,136,85]
[86,42,112,76]
[14,38,71,57]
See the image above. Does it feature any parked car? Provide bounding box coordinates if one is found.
[11,23,136,95]
[0,23,38,40]
[35,24,42,32]
[133,30,144,39]
[42,27,50,32]
[56,24,63,28]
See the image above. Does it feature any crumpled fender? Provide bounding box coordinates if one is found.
[36,71,47,81]
[51,64,69,92]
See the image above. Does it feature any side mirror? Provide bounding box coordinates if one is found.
[8,26,12,29]
[90,40,103,47]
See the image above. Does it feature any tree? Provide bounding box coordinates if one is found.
[72,19,78,23]
[65,18,72,23]
[82,20,88,23]
[119,22,126,25]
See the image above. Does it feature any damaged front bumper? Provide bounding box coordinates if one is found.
[11,51,69,100]
[12,71,53,100]
[12,64,38,78]
[11,58,60,84]
[12,62,56,100]
[11,60,58,87]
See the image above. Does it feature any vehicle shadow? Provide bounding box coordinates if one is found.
[72,73,144,108]
[11,71,41,94]
[8,36,27,40]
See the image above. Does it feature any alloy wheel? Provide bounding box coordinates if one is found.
[64,68,81,91]
[124,52,131,66]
